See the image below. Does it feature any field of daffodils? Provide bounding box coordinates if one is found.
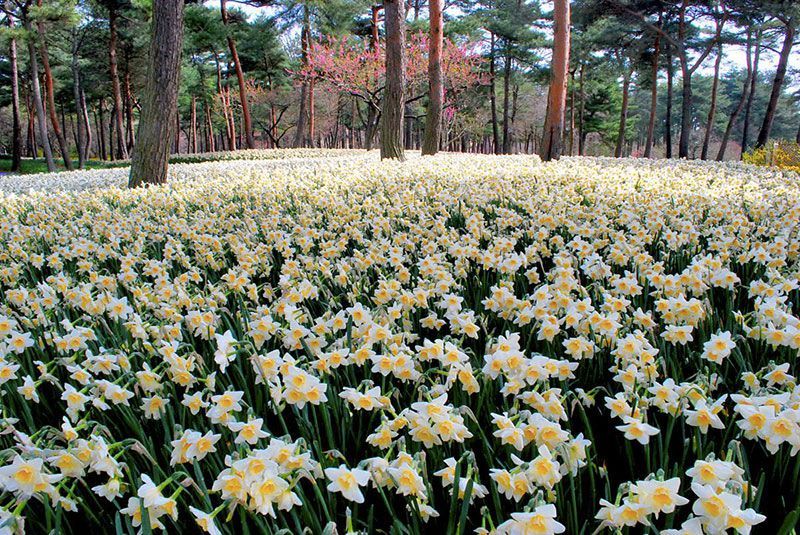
[0,150,798,534]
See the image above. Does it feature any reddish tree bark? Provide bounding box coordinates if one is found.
[371,5,380,47]
[541,0,570,161]
[421,0,443,155]
[221,0,255,149]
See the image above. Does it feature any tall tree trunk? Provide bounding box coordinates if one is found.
[59,101,68,151]
[309,78,316,147]
[568,69,575,155]
[677,56,692,159]
[71,30,87,168]
[332,94,341,148]
[665,46,674,158]
[269,104,277,148]
[380,0,405,160]
[190,97,197,153]
[97,100,107,160]
[204,100,215,152]
[293,3,311,148]
[541,0,570,161]
[81,88,92,159]
[25,88,36,158]
[717,30,752,161]
[421,0,443,155]
[94,109,103,159]
[6,5,22,172]
[615,64,631,158]
[675,4,724,159]
[175,110,181,154]
[404,101,412,149]
[371,4,380,44]
[109,105,116,160]
[225,80,234,148]
[741,29,761,155]
[220,0,254,149]
[644,33,660,158]
[36,7,73,170]
[489,32,500,154]
[129,0,184,187]
[755,22,794,149]
[215,55,236,151]
[195,70,209,152]
[23,13,55,171]
[578,63,585,156]
[701,43,722,160]
[109,4,129,159]
[294,83,309,148]
[676,1,692,159]
[124,61,135,149]
[363,101,379,150]
[502,51,512,154]
[198,110,205,152]
[509,65,520,149]
[71,105,79,149]
[349,97,356,148]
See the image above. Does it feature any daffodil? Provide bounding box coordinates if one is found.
[324,465,370,503]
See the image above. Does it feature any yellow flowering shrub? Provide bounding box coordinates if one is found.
[743,141,800,174]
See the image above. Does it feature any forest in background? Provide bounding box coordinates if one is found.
[0,0,798,172]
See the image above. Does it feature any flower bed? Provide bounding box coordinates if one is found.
[0,152,798,534]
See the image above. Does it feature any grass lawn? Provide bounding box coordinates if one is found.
[0,151,297,176]
[0,157,125,175]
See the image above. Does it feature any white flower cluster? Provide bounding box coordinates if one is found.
[0,150,797,534]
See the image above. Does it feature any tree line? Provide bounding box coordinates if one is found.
[0,0,798,185]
